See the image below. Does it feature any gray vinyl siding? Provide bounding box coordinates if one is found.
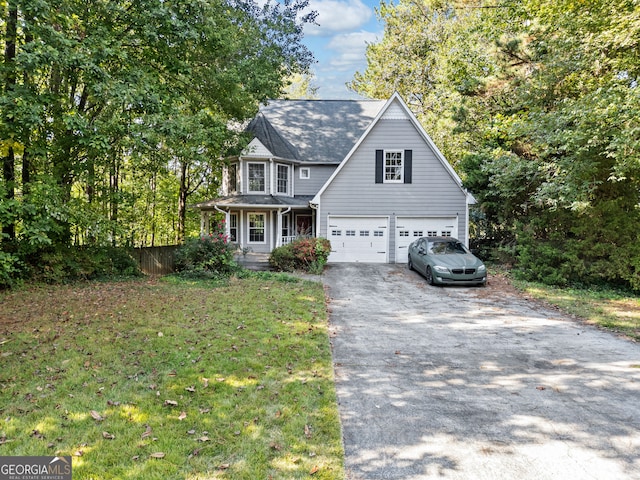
[294,164,336,195]
[318,118,467,262]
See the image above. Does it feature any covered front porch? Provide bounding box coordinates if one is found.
[196,195,316,254]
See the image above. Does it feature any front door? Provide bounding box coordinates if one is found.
[296,215,313,236]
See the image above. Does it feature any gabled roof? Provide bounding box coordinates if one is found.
[245,99,386,164]
[312,92,470,203]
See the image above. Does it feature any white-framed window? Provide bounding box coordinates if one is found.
[229,213,238,242]
[427,230,438,237]
[399,230,409,237]
[248,213,266,243]
[331,230,342,236]
[346,230,356,236]
[300,167,310,179]
[385,150,403,183]
[374,231,384,237]
[413,230,423,237]
[248,162,266,193]
[441,231,452,237]
[228,163,238,193]
[277,164,289,195]
[281,214,290,238]
[360,230,370,237]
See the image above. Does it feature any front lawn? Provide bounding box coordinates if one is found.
[511,277,640,341]
[0,274,344,479]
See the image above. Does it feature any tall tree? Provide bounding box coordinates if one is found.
[352,0,640,289]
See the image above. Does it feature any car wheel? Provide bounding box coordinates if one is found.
[425,266,434,285]
[408,256,413,271]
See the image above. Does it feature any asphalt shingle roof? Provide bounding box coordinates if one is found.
[246,99,386,164]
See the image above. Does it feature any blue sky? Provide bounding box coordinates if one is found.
[299,0,384,99]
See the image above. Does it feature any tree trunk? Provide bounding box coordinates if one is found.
[177,160,189,244]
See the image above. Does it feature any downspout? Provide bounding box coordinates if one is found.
[277,207,291,247]
[309,201,319,238]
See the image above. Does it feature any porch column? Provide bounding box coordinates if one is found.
[200,211,209,235]
[276,209,282,248]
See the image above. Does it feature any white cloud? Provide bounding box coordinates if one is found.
[304,0,373,36]
[325,30,380,71]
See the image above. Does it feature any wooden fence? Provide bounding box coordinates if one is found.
[132,245,178,275]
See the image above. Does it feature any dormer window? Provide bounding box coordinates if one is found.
[277,164,290,195]
[248,162,266,193]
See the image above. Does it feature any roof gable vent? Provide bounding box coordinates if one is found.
[381,100,408,120]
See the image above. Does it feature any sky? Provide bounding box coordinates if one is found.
[299,0,384,99]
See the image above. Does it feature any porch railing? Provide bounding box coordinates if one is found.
[281,234,311,245]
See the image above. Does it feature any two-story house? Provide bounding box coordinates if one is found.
[195,93,474,263]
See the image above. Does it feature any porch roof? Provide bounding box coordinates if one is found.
[195,195,314,210]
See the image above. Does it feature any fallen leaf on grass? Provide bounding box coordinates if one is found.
[310,466,319,475]
[164,400,178,407]
[198,436,210,442]
[141,425,153,439]
[178,411,187,421]
[185,386,196,393]
[102,431,115,439]
[218,463,230,470]
[90,410,104,421]
[149,452,165,459]
[304,425,312,439]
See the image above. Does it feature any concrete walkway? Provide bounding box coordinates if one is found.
[323,263,640,480]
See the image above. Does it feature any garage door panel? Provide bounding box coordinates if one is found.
[395,217,458,263]
[328,216,388,263]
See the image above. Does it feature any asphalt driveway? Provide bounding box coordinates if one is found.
[323,263,640,480]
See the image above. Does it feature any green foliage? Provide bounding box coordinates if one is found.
[269,237,332,274]
[175,220,239,278]
[21,246,141,284]
[354,0,640,291]
[1,0,315,258]
[0,250,22,289]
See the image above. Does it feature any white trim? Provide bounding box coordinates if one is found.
[247,212,267,244]
[383,149,404,184]
[275,163,291,196]
[299,167,311,179]
[247,162,267,194]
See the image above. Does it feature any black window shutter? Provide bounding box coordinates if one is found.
[404,150,412,184]
[375,149,383,184]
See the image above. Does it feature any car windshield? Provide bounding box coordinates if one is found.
[429,240,469,255]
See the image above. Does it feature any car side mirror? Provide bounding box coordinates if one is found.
[418,247,425,255]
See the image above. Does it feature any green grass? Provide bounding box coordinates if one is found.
[509,275,640,341]
[0,273,344,479]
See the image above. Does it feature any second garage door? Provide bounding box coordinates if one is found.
[328,216,388,263]
[395,216,458,263]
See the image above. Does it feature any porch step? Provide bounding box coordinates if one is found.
[235,253,271,271]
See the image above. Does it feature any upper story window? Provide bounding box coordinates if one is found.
[300,167,310,179]
[227,163,238,193]
[375,149,412,184]
[248,162,266,193]
[385,150,403,183]
[277,164,289,195]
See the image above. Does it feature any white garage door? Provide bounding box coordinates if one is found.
[395,216,458,263]
[327,216,388,263]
